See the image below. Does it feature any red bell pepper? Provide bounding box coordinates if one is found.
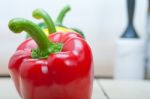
[8,17,93,99]
[33,6,85,38]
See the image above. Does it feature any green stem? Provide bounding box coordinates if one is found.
[56,5,71,26]
[8,18,62,59]
[32,8,56,34]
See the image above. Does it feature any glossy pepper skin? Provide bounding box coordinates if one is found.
[8,18,93,99]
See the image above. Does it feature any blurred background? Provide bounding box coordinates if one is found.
[0,0,148,78]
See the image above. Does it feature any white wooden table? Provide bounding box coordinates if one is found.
[0,78,150,99]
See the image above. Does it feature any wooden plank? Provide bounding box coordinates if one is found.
[98,79,150,99]
[0,78,106,99]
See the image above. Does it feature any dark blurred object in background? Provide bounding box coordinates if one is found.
[121,0,139,38]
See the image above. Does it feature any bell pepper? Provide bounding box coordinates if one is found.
[38,5,73,32]
[34,5,85,38]
[55,5,84,38]
[8,17,93,99]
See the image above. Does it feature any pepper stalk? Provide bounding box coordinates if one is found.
[8,18,62,59]
[56,5,71,26]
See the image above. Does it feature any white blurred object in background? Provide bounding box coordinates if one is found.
[114,39,145,79]
[114,0,145,79]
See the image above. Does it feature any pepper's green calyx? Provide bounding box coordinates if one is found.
[56,5,71,26]
[32,8,56,34]
[8,18,62,59]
